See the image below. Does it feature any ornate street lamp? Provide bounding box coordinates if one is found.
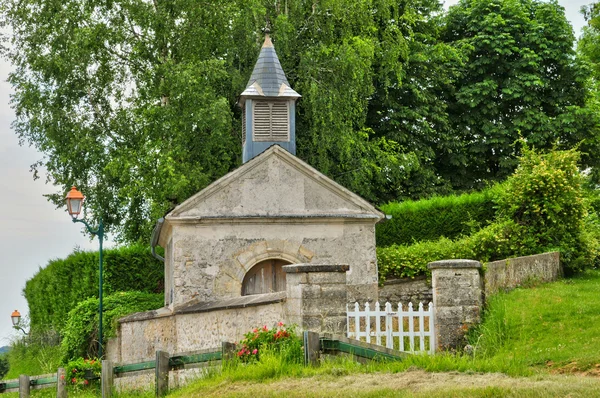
[10,310,28,335]
[65,186,105,358]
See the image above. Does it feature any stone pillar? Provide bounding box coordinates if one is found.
[283,264,349,335]
[428,259,483,351]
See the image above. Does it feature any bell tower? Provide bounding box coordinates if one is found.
[240,30,301,163]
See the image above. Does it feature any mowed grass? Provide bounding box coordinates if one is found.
[475,269,600,373]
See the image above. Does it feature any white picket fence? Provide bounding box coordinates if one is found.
[346,302,435,354]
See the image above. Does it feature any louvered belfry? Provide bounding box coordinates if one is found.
[240,30,301,163]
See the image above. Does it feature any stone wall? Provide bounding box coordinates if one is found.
[378,276,432,305]
[484,251,561,295]
[109,294,287,364]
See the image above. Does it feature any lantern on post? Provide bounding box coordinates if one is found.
[65,186,105,358]
[10,310,27,335]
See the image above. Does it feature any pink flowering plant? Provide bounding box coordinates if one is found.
[64,357,101,390]
[236,322,302,363]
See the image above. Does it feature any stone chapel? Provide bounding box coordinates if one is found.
[150,31,384,308]
[109,32,383,365]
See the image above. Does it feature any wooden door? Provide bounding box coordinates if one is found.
[242,259,288,296]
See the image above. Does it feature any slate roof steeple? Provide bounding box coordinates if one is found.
[241,30,300,98]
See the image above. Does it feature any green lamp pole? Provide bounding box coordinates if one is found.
[65,186,105,358]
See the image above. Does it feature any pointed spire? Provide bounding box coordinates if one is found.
[241,29,300,98]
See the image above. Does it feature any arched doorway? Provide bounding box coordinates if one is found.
[242,259,291,296]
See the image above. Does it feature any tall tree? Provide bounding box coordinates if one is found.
[1,0,435,241]
[442,0,599,190]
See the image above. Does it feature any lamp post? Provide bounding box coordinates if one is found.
[65,186,105,358]
[10,310,28,335]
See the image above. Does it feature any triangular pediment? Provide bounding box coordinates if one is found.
[167,146,384,221]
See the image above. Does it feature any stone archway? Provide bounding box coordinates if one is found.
[241,258,292,296]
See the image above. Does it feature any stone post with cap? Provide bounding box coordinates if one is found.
[428,259,484,351]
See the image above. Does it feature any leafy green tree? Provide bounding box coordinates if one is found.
[1,0,262,242]
[442,0,599,189]
[1,0,442,241]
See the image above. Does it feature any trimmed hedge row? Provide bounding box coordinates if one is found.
[24,244,163,333]
[375,188,499,247]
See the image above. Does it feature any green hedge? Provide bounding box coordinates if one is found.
[24,244,163,333]
[378,147,600,281]
[61,291,163,361]
[376,188,499,247]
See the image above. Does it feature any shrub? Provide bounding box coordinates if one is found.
[236,323,302,364]
[496,145,591,273]
[377,146,598,280]
[61,291,163,361]
[376,188,498,247]
[24,244,163,334]
[64,357,101,390]
[377,238,471,281]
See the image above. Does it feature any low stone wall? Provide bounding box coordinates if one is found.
[109,293,287,364]
[484,251,561,295]
[378,276,432,305]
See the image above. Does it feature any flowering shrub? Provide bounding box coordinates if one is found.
[64,357,101,390]
[236,322,303,363]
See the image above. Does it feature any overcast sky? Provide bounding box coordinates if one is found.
[0,0,591,345]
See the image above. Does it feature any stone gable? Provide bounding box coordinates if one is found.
[168,145,383,221]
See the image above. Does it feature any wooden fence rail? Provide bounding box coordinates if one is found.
[0,332,407,397]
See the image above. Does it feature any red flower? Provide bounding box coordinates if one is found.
[71,378,77,384]
[278,322,284,327]
[252,328,258,333]
[72,369,77,373]
[60,375,65,380]
[252,349,258,355]
[263,325,268,331]
[84,380,89,385]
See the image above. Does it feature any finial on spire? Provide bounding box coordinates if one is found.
[262,25,273,48]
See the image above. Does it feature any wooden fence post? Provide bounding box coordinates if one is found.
[221,342,236,363]
[155,351,169,397]
[18,375,29,398]
[101,360,113,398]
[303,331,320,366]
[56,368,67,398]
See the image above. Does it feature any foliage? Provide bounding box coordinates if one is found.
[0,355,8,379]
[2,0,596,244]
[377,238,468,281]
[377,146,598,280]
[376,188,498,247]
[61,291,163,361]
[441,0,599,190]
[0,0,449,242]
[64,357,101,390]
[24,244,163,333]
[236,323,302,364]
